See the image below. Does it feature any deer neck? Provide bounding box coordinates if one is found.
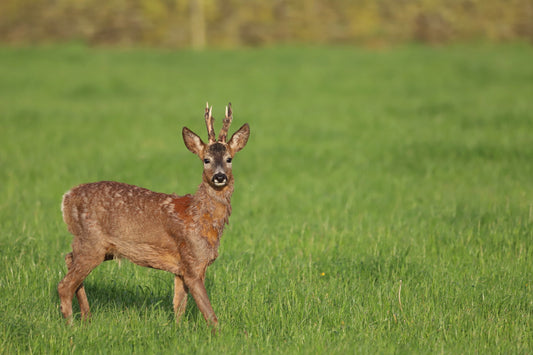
[191,181,233,247]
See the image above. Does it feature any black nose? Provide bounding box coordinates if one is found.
[213,173,227,184]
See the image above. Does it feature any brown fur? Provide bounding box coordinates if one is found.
[57,104,250,327]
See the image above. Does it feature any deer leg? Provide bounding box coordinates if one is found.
[173,275,189,322]
[64,253,91,320]
[58,251,103,321]
[185,277,218,327]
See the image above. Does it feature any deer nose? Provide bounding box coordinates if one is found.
[212,173,227,186]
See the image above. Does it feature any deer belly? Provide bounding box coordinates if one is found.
[108,238,182,274]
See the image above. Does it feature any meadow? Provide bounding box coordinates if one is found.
[0,43,532,353]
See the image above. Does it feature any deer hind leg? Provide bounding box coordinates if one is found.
[173,275,189,323]
[64,252,92,320]
[58,250,104,321]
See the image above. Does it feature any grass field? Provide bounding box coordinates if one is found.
[0,43,532,353]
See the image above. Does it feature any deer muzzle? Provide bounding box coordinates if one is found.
[212,173,228,187]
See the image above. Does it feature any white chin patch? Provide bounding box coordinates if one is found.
[213,181,227,187]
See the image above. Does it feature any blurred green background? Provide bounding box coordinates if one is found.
[1,1,532,353]
[1,0,532,48]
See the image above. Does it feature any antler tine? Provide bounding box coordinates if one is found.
[204,102,216,143]
[218,102,233,143]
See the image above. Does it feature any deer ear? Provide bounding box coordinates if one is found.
[228,123,250,155]
[182,127,206,157]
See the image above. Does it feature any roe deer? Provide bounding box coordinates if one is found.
[58,103,250,326]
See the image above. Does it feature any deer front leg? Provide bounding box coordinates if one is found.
[185,277,218,327]
[173,275,188,322]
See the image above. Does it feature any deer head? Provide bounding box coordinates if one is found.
[182,103,250,189]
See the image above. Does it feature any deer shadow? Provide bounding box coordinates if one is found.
[53,277,213,323]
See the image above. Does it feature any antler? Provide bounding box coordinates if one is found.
[218,102,233,143]
[204,102,216,144]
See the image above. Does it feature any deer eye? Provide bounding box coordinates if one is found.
[203,159,211,164]
[226,157,232,163]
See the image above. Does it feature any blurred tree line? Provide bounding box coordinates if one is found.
[1,0,532,48]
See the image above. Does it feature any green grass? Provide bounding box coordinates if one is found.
[1,43,532,353]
